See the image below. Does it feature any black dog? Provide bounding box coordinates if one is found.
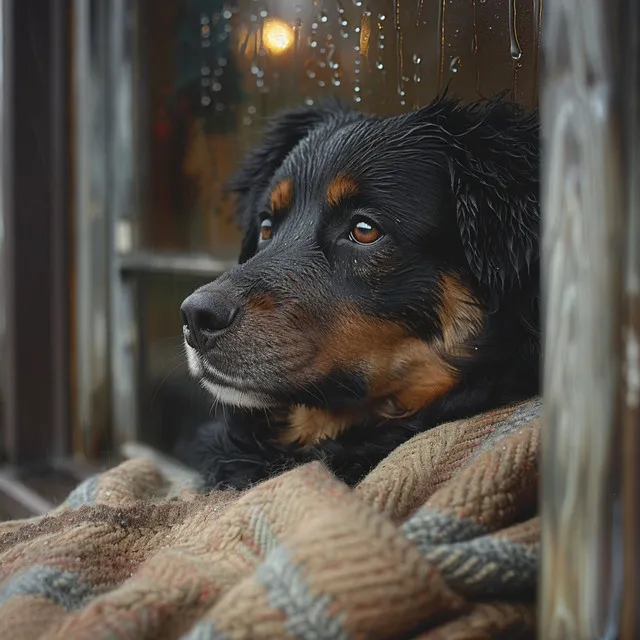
[181,94,541,490]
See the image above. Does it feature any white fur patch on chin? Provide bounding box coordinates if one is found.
[200,379,271,409]
[184,343,204,377]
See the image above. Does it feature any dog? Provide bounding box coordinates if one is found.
[181,94,541,490]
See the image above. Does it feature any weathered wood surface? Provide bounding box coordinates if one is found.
[540,0,639,638]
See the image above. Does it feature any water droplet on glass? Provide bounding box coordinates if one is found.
[248,105,257,114]
[412,54,421,64]
[212,82,222,91]
[243,116,252,126]
[201,96,211,106]
[250,13,258,22]
[320,11,328,22]
[332,78,341,86]
[342,32,349,38]
[508,0,522,60]
[354,95,362,102]
[259,9,268,17]
[305,97,315,106]
[201,66,211,76]
[310,40,318,48]
[306,69,316,78]
[223,10,232,19]
[379,13,386,20]
[355,0,362,5]
[256,79,264,88]
[215,102,225,112]
[376,61,384,69]
[354,85,361,92]
[201,15,210,25]
[201,77,211,87]
[449,56,461,73]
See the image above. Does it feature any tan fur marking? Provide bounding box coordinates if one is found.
[270,178,293,214]
[274,280,484,446]
[374,339,458,416]
[326,175,359,208]
[438,274,485,355]
[282,407,357,446]
[246,292,276,315]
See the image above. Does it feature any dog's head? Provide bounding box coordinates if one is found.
[181,95,540,444]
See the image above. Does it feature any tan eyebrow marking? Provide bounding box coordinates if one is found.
[326,175,359,208]
[270,178,293,215]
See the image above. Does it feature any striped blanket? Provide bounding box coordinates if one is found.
[0,398,541,640]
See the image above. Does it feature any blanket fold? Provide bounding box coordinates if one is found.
[0,398,541,640]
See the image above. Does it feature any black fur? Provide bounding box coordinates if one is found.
[183,94,541,490]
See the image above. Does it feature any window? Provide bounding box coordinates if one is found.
[68,0,543,463]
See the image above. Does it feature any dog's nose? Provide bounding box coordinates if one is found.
[180,291,239,350]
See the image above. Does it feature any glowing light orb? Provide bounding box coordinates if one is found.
[263,19,294,54]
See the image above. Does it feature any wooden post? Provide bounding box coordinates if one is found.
[540,0,639,638]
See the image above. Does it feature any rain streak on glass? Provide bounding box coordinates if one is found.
[198,0,541,123]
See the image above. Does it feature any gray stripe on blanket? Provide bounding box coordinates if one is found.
[65,474,100,509]
[469,397,542,463]
[404,510,537,597]
[257,545,349,640]
[180,621,227,640]
[422,535,538,597]
[403,508,487,546]
[0,565,94,610]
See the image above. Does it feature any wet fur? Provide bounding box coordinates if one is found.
[186,95,541,490]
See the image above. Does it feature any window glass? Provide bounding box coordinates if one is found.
[137,0,540,258]
[134,273,214,462]
[133,0,542,456]
[0,3,6,457]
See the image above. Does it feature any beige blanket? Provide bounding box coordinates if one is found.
[0,398,541,639]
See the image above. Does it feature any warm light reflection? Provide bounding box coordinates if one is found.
[359,13,371,56]
[263,19,294,54]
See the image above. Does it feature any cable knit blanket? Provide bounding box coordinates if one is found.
[0,398,541,640]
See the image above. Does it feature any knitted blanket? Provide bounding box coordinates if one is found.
[0,398,541,640]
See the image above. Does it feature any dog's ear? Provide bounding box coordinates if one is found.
[420,96,540,296]
[228,98,360,263]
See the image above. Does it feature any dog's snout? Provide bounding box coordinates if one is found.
[180,291,239,350]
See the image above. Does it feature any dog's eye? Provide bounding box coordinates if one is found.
[259,218,273,243]
[349,218,383,245]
